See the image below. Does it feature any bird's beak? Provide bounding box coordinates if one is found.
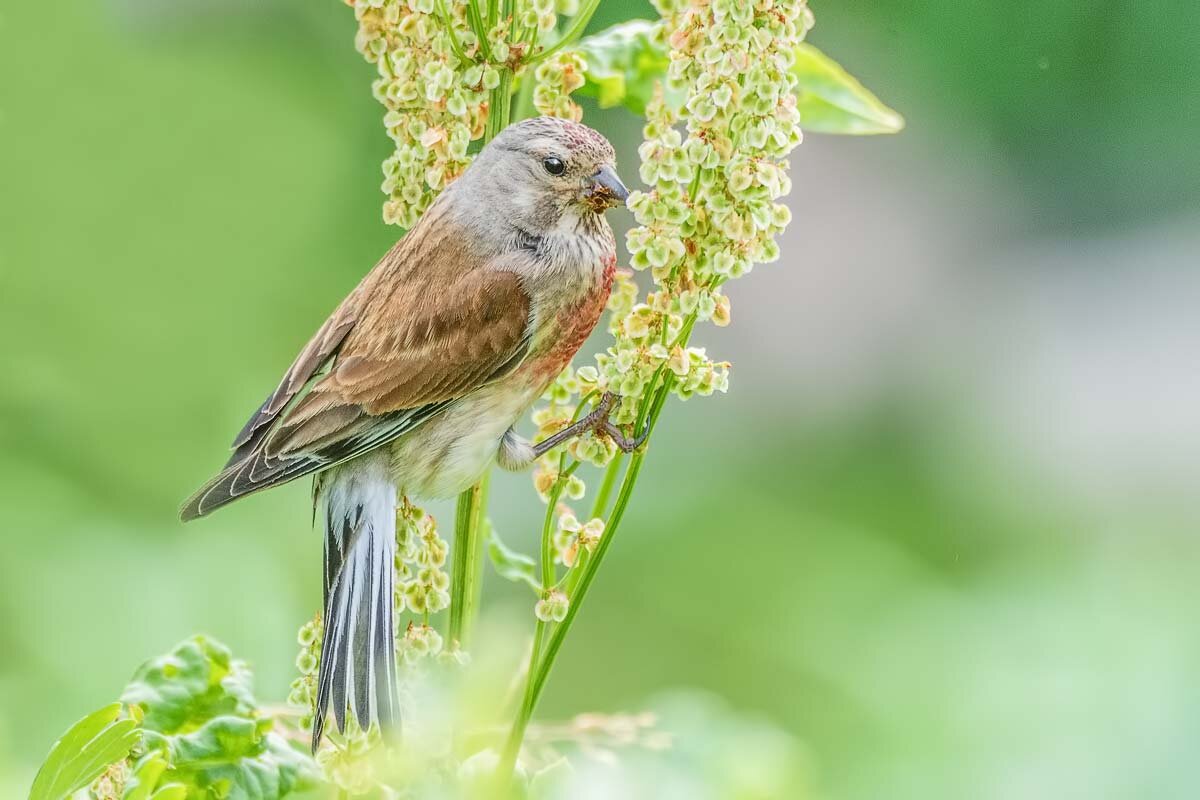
[584,165,630,211]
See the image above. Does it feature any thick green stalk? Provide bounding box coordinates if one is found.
[448,474,489,646]
[451,33,521,650]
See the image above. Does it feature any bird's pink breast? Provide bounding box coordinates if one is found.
[526,252,616,384]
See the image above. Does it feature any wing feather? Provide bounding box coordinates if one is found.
[181,209,533,522]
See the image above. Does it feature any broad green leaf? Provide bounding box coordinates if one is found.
[122,636,320,800]
[122,636,256,734]
[571,23,903,135]
[486,521,541,592]
[30,703,140,800]
[169,716,272,764]
[792,43,905,134]
[153,717,319,800]
[573,20,676,115]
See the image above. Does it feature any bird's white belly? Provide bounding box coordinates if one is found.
[386,381,539,499]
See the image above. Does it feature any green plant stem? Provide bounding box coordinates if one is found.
[466,0,493,61]
[451,58,521,649]
[435,0,469,64]
[526,0,601,65]
[448,474,489,647]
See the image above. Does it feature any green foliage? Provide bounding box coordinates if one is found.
[571,20,903,135]
[121,637,256,734]
[31,638,317,800]
[791,43,905,134]
[574,19,673,115]
[30,704,140,800]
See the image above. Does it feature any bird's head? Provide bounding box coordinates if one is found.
[465,116,629,235]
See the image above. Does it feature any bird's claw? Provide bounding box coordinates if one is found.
[589,392,649,454]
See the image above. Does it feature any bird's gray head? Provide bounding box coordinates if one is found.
[458,117,629,236]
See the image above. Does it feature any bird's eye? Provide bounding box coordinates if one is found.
[542,157,565,175]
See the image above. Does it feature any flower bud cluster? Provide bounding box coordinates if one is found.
[532,51,587,121]
[634,0,809,285]
[287,614,324,731]
[346,0,496,228]
[395,499,451,615]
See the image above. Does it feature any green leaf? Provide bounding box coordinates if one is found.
[573,19,676,115]
[164,721,319,800]
[792,43,905,134]
[121,636,256,734]
[486,521,542,592]
[30,703,140,800]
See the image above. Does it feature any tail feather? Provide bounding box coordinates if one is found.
[312,456,398,752]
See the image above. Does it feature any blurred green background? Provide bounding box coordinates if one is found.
[3,1,1199,797]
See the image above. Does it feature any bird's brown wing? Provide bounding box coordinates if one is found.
[181,224,533,520]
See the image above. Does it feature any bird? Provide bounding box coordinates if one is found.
[180,117,633,752]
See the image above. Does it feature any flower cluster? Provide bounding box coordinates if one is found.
[346,0,494,227]
[553,508,604,566]
[532,51,587,121]
[616,0,812,392]
[397,620,445,666]
[395,499,450,616]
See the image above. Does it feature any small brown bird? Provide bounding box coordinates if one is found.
[181,117,633,750]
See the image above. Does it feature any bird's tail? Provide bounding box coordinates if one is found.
[312,454,399,753]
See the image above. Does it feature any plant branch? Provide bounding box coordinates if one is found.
[435,0,470,64]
